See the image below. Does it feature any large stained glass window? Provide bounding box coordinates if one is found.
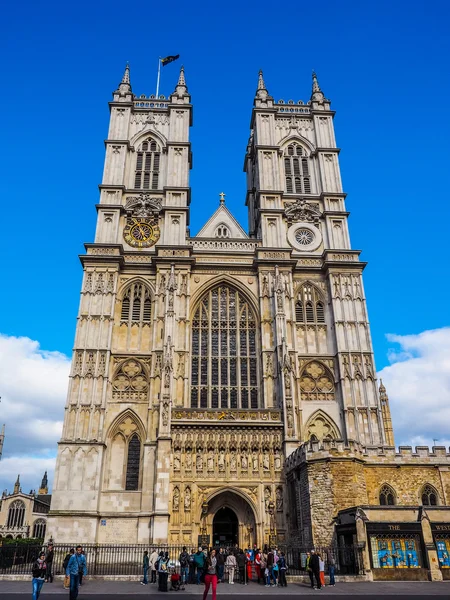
[191,285,259,409]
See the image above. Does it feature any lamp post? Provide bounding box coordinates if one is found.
[201,501,209,547]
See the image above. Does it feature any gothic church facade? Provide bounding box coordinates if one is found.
[48,67,449,562]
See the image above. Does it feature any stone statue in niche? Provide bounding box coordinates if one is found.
[185,452,192,470]
[274,450,281,470]
[252,452,259,471]
[264,487,271,511]
[276,487,283,511]
[263,454,270,471]
[230,452,237,471]
[207,452,214,472]
[218,451,225,471]
[184,487,191,511]
[162,402,169,427]
[196,453,203,471]
[173,454,181,471]
[173,487,180,511]
[241,454,248,469]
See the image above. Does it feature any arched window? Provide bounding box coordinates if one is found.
[134,139,161,190]
[121,283,152,325]
[421,484,439,506]
[32,519,47,539]
[7,500,25,528]
[379,484,396,506]
[215,225,230,239]
[300,361,335,401]
[125,433,141,490]
[284,143,311,194]
[295,283,326,324]
[191,285,259,409]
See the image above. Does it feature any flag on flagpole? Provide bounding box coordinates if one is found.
[161,54,180,67]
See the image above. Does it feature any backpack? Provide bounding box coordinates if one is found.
[180,553,189,568]
[155,559,160,571]
[160,560,167,571]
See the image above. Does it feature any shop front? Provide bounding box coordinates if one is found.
[432,523,450,580]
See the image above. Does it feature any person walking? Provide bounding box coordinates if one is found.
[78,549,86,586]
[149,548,158,584]
[202,549,218,600]
[63,549,74,590]
[31,551,46,600]
[45,542,54,583]
[327,551,336,586]
[225,551,237,584]
[216,548,225,583]
[309,550,321,590]
[141,550,149,585]
[319,553,325,587]
[278,552,288,587]
[194,546,205,584]
[158,551,170,592]
[179,546,190,588]
[66,545,87,600]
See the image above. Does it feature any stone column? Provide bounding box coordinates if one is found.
[421,511,443,581]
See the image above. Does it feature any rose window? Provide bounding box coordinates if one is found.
[295,228,315,246]
[299,361,335,401]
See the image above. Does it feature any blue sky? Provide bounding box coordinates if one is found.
[1,0,450,490]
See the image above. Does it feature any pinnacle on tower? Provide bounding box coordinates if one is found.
[0,424,4,461]
[39,471,49,495]
[312,70,322,93]
[255,69,271,102]
[310,70,326,105]
[14,474,20,495]
[173,65,188,97]
[116,62,132,96]
[178,65,186,87]
[379,379,395,446]
[258,69,266,90]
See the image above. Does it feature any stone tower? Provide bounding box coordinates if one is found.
[48,67,392,545]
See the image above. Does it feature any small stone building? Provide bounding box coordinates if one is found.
[0,473,51,540]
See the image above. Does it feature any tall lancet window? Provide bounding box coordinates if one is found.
[134,139,161,190]
[191,285,259,409]
[284,143,311,194]
[7,500,26,528]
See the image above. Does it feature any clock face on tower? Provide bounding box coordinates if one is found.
[123,217,160,248]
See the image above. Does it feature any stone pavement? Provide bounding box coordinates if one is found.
[0,579,450,598]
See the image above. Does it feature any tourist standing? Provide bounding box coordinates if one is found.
[278,552,288,587]
[45,542,54,583]
[216,548,225,582]
[66,545,87,600]
[309,550,321,590]
[237,549,246,583]
[149,548,158,584]
[158,551,170,592]
[305,551,314,588]
[63,549,74,590]
[141,550,149,585]
[327,551,336,586]
[202,549,218,600]
[31,552,46,600]
[225,551,237,584]
[194,546,205,584]
[189,548,196,583]
[319,553,325,587]
[246,548,253,582]
[179,546,190,588]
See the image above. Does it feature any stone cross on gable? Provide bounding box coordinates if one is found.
[219,192,226,205]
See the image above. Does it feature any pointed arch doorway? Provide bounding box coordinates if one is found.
[213,507,238,547]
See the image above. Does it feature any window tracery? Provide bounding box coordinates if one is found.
[421,484,439,506]
[120,282,152,325]
[7,500,25,528]
[134,138,161,190]
[284,143,311,194]
[32,519,47,539]
[295,283,325,324]
[299,361,335,401]
[191,285,259,409]
[379,484,396,506]
[112,359,149,402]
[215,225,230,238]
[305,412,340,441]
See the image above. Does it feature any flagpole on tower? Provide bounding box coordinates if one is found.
[155,57,162,98]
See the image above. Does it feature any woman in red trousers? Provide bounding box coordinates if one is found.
[203,549,218,600]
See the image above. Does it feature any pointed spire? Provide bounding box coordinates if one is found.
[379,379,395,446]
[14,474,20,494]
[174,65,188,97]
[310,70,326,105]
[0,424,4,461]
[255,69,271,102]
[312,70,321,93]
[258,69,266,90]
[379,378,386,394]
[116,62,132,96]
[38,471,48,495]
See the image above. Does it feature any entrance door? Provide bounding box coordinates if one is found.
[213,507,238,547]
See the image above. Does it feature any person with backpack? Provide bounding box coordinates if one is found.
[179,546,190,588]
[309,550,321,590]
[62,549,74,589]
[66,545,87,600]
[158,551,170,592]
[45,542,54,583]
[31,551,46,600]
[194,546,205,584]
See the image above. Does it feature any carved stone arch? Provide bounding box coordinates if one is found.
[201,486,259,522]
[279,134,316,155]
[108,408,146,442]
[129,129,168,151]
[299,360,335,401]
[190,274,260,320]
[117,277,155,301]
[379,483,397,506]
[304,409,341,442]
[294,280,325,302]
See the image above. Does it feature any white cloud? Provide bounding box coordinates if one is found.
[0,334,70,493]
[378,327,450,449]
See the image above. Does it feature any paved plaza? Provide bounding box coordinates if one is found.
[0,579,449,598]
